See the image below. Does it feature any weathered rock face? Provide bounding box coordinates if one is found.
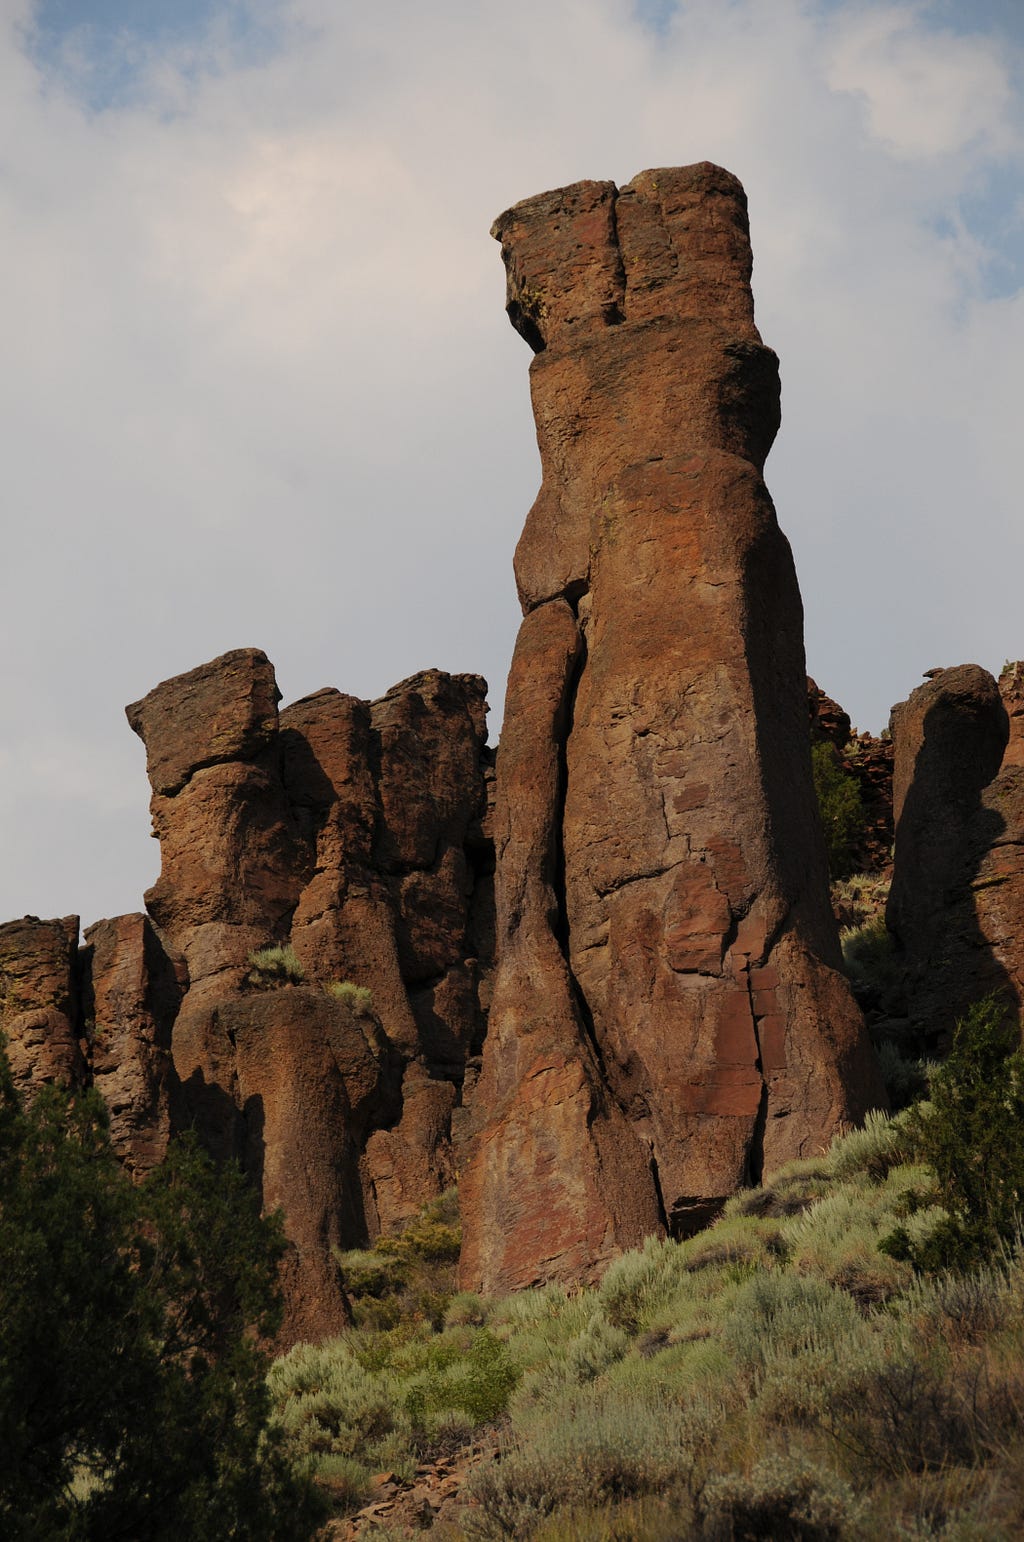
[0,915,84,1094]
[887,665,1022,1048]
[460,164,883,1295]
[80,913,181,1174]
[123,647,492,1340]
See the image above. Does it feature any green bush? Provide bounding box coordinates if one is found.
[882,996,1024,1271]
[268,1338,407,1470]
[840,913,905,1015]
[826,1108,912,1184]
[811,741,864,879]
[0,1045,325,1541]
[463,1396,714,1539]
[245,943,305,986]
[325,980,374,1016]
[564,1315,629,1383]
[335,1189,462,1330]
[403,1330,519,1429]
[700,1454,859,1540]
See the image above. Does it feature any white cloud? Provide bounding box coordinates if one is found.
[826,2,1017,158]
[0,0,1022,923]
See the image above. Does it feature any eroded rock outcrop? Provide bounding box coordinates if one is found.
[80,913,180,1174]
[122,647,492,1339]
[460,164,883,1294]
[0,648,493,1345]
[0,915,84,1094]
[887,664,1024,1048]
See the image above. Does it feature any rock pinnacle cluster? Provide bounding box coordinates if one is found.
[19,163,1002,1338]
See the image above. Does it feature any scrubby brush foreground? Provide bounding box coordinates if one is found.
[269,1001,1024,1540]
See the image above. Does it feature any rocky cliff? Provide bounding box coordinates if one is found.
[0,162,908,1336]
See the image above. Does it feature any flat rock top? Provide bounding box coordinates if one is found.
[126,647,280,796]
[491,161,757,352]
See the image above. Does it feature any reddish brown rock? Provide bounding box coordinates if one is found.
[888,665,1021,1046]
[281,669,492,1234]
[175,986,388,1345]
[81,913,181,1174]
[124,647,492,1335]
[999,661,1024,770]
[127,648,302,999]
[0,915,84,1093]
[459,600,663,1292]
[461,164,883,1293]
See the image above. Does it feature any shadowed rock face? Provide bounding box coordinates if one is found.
[80,913,181,1175]
[460,164,884,1295]
[888,665,1022,1048]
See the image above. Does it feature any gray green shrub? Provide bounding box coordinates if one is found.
[245,944,305,986]
[324,980,374,1016]
[700,1454,860,1541]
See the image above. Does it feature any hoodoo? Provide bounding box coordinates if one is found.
[459,163,884,1294]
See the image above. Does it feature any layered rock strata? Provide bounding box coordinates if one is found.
[460,164,883,1294]
[887,664,1023,1048]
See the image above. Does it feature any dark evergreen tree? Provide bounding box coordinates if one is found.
[0,1046,327,1541]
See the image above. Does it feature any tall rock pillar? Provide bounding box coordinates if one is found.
[460,164,883,1294]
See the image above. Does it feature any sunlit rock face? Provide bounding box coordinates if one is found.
[459,163,884,1296]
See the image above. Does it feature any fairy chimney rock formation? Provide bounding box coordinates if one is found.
[459,163,884,1295]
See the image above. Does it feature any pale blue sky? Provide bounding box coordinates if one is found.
[30,0,280,106]
[3,0,1024,923]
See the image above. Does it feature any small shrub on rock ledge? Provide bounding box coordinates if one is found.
[244,944,305,988]
[325,979,374,1016]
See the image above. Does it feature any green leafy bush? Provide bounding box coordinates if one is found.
[403,1329,519,1428]
[0,1046,325,1541]
[882,996,1024,1270]
[840,913,904,1013]
[811,741,864,879]
[335,1189,462,1330]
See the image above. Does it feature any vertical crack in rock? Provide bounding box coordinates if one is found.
[461,161,886,1294]
[742,956,768,1189]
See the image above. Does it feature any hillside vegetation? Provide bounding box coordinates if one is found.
[269,1001,1024,1540]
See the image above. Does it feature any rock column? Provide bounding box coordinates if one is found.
[460,164,883,1294]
